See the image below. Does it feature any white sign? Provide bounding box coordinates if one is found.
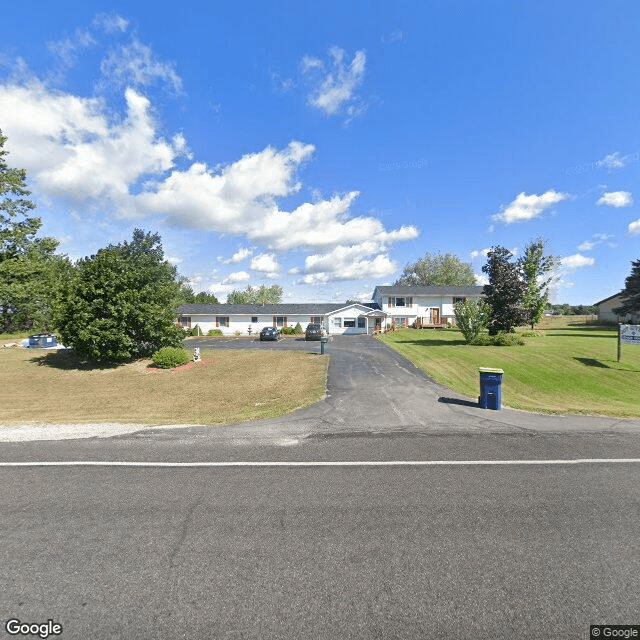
[620,324,640,344]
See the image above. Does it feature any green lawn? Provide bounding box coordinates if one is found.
[378,321,640,417]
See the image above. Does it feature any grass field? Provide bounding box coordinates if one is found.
[378,318,640,417]
[0,346,328,426]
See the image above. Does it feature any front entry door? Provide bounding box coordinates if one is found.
[432,308,440,324]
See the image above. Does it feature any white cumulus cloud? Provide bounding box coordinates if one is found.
[0,82,182,202]
[250,253,280,277]
[302,47,367,118]
[223,271,250,284]
[219,248,251,264]
[297,242,396,284]
[561,254,595,270]
[492,189,568,224]
[596,152,628,170]
[597,191,632,207]
[470,247,491,259]
[629,219,640,235]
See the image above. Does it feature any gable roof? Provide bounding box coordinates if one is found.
[176,302,380,316]
[594,292,624,306]
[373,285,484,297]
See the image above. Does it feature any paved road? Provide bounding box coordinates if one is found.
[1,335,639,639]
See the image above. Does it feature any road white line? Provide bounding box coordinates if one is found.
[1,459,640,467]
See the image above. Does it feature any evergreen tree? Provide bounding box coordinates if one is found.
[55,229,184,363]
[613,259,640,318]
[482,246,526,334]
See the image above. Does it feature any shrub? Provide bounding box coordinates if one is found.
[293,322,303,334]
[472,331,525,346]
[189,325,203,336]
[281,326,296,335]
[151,347,190,369]
[207,329,223,336]
[520,330,544,338]
[454,299,491,344]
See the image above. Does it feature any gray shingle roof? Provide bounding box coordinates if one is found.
[176,302,380,315]
[373,285,484,296]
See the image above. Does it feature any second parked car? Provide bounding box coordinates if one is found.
[305,323,325,341]
[260,327,281,341]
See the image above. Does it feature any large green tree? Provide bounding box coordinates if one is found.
[394,251,476,286]
[613,259,640,319]
[0,130,68,332]
[55,229,184,363]
[227,284,283,304]
[482,246,526,334]
[518,238,558,329]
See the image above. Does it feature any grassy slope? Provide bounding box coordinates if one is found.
[378,320,640,417]
[0,347,328,425]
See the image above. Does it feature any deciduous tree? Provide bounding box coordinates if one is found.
[0,130,69,332]
[454,299,491,344]
[55,229,184,363]
[227,284,283,304]
[394,251,476,286]
[518,238,558,329]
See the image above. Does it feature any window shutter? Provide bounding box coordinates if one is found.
[408,297,413,306]
[273,316,276,327]
[284,316,288,327]
[388,297,394,307]
[216,317,219,327]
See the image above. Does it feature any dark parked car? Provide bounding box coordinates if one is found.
[305,323,325,341]
[260,327,281,341]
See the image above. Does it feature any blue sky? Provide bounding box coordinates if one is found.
[1,1,639,304]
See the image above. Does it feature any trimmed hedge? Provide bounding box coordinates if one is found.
[207,329,223,336]
[151,347,191,369]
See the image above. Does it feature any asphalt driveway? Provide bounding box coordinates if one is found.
[188,334,640,438]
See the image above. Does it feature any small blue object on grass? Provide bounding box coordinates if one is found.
[478,367,503,410]
[28,333,57,348]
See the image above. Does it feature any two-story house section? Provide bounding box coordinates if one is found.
[372,285,485,328]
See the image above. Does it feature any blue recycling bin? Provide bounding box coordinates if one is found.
[478,367,503,410]
[28,333,57,348]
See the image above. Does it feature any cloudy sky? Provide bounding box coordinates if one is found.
[1,1,639,304]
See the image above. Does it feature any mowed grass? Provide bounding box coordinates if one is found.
[0,346,329,425]
[378,318,640,417]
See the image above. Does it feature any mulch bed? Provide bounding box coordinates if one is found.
[146,358,215,373]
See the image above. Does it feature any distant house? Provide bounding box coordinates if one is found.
[594,293,640,324]
[175,285,486,336]
[175,302,384,336]
[371,285,485,328]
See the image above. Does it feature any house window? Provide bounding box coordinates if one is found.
[453,297,466,305]
[332,317,342,328]
[357,316,366,328]
[310,316,322,324]
[274,316,287,327]
[394,317,407,328]
[216,316,229,327]
[179,315,191,328]
[344,318,356,328]
[395,297,406,307]
[251,316,258,323]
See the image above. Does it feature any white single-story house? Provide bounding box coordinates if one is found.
[372,285,485,328]
[175,285,485,336]
[175,302,384,336]
[594,292,640,324]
